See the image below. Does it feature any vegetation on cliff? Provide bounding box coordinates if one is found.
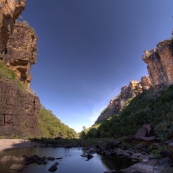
[38,106,78,138]
[0,61,16,80]
[0,61,36,95]
[81,85,173,139]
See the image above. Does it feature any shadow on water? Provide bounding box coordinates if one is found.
[100,155,136,171]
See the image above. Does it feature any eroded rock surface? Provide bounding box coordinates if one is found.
[0,78,40,137]
[2,21,38,87]
[0,0,26,53]
[142,40,173,93]
[95,77,151,123]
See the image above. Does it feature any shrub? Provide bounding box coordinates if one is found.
[84,85,173,138]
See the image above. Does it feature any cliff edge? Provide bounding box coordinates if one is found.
[2,21,38,88]
[0,1,41,138]
[143,40,173,93]
[95,39,173,123]
[95,76,151,123]
[0,0,26,53]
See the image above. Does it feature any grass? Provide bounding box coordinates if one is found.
[0,61,16,80]
[0,61,37,95]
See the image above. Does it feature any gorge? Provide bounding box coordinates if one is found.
[0,1,173,173]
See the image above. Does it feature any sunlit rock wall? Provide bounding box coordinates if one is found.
[95,76,151,123]
[142,40,173,92]
[0,0,26,53]
[2,21,38,87]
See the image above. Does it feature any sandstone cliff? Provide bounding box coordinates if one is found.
[142,40,173,93]
[2,21,38,87]
[0,0,26,53]
[95,39,173,123]
[0,1,41,137]
[0,78,40,137]
[95,76,151,123]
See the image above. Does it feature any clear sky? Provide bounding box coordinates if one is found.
[21,0,173,132]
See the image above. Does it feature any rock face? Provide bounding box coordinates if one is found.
[1,21,38,87]
[0,2,40,137]
[135,124,154,139]
[142,40,173,93]
[95,76,151,123]
[0,78,40,137]
[0,0,26,53]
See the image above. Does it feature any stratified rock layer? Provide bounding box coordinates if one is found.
[2,21,38,87]
[142,40,173,92]
[0,78,40,137]
[0,0,26,52]
[0,1,40,137]
[95,76,151,123]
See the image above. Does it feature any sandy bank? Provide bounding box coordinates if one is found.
[0,139,33,151]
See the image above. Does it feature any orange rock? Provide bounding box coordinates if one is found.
[142,40,173,93]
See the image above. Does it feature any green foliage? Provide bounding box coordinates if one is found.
[0,61,37,95]
[30,137,115,148]
[0,136,4,139]
[84,85,173,138]
[10,133,19,139]
[38,106,78,138]
[0,61,16,80]
[149,145,171,158]
[161,168,173,173]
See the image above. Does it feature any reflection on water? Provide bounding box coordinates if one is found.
[0,147,134,173]
[101,156,135,171]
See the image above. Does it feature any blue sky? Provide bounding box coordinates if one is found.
[21,0,173,132]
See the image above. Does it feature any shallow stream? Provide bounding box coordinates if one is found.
[0,147,134,173]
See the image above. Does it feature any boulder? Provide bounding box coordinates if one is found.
[135,124,155,139]
[54,162,59,165]
[48,164,57,172]
[19,156,25,163]
[47,157,55,161]
[87,153,93,159]
[135,127,147,138]
[10,164,24,171]
[142,124,154,137]
[120,158,172,173]
[12,156,19,162]
[105,140,121,150]
[0,155,11,164]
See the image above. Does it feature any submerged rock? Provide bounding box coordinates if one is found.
[48,164,57,172]
[10,164,24,171]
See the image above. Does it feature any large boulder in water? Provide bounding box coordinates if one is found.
[48,164,57,172]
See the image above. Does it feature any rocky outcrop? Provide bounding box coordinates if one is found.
[95,39,173,123]
[1,21,38,87]
[135,124,154,139]
[95,76,151,123]
[142,40,173,93]
[0,1,40,137]
[0,78,40,137]
[120,158,173,173]
[0,0,26,53]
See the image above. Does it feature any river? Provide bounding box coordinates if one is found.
[0,147,134,173]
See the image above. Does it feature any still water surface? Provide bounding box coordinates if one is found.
[0,147,134,173]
